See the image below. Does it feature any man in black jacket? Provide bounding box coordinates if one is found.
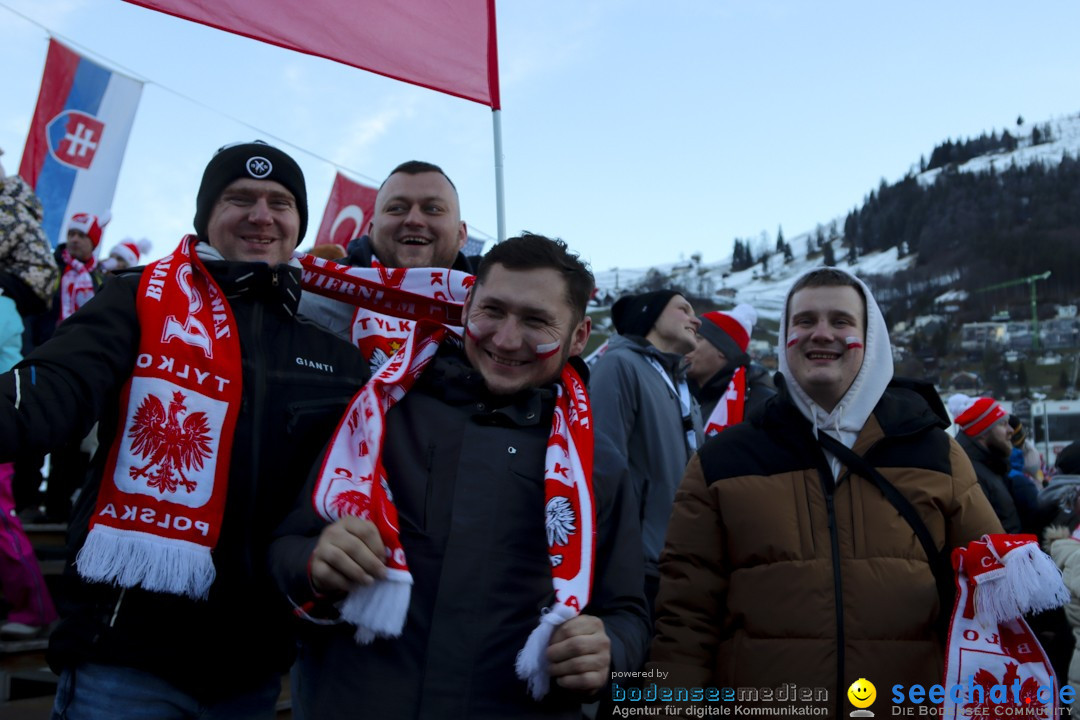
[0,141,369,718]
[949,393,1040,533]
[271,233,649,719]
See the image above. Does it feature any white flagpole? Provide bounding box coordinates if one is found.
[493,109,506,242]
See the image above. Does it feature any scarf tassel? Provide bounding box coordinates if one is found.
[515,604,575,700]
[76,525,215,599]
[339,568,413,644]
[973,542,1069,625]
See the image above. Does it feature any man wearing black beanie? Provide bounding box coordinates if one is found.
[590,289,703,617]
[0,141,369,717]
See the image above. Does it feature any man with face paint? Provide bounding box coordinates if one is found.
[270,233,649,719]
[648,267,1001,716]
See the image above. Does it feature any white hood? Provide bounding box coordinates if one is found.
[776,267,894,481]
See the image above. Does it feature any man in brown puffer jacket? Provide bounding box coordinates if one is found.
[647,267,1002,717]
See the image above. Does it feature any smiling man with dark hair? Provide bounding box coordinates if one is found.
[272,233,648,719]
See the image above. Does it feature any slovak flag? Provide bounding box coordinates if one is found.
[19,39,143,247]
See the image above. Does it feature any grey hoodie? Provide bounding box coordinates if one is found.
[776,266,894,480]
[589,334,703,578]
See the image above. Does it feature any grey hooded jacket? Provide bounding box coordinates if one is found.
[589,334,703,582]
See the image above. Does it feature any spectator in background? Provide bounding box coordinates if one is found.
[0,147,58,319]
[1040,442,1080,529]
[590,289,703,616]
[0,146,59,640]
[21,211,112,524]
[101,238,152,273]
[684,303,775,436]
[1008,414,1046,486]
[949,394,1040,533]
[1038,441,1080,689]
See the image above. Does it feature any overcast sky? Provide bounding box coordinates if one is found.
[3,0,1080,274]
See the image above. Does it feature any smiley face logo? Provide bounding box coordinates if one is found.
[847,677,876,711]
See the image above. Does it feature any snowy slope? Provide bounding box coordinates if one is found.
[594,112,1080,324]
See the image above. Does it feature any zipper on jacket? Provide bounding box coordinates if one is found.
[109,587,127,627]
[243,300,268,576]
[820,466,845,715]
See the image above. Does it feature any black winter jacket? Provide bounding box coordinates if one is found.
[270,346,650,719]
[957,432,1038,533]
[692,361,776,421]
[0,257,369,701]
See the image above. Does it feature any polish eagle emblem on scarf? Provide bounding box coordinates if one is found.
[127,390,213,494]
[545,496,577,567]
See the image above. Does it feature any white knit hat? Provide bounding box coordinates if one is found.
[109,238,152,268]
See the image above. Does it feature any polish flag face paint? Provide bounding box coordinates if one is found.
[535,340,562,359]
[786,332,800,348]
[845,336,864,350]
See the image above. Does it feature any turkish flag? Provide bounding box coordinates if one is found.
[124,0,500,108]
[314,173,378,250]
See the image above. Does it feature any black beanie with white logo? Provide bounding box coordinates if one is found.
[193,140,308,243]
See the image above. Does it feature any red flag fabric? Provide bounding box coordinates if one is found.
[124,0,500,108]
[314,173,379,250]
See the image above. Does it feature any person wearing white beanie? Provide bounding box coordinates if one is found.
[102,238,152,272]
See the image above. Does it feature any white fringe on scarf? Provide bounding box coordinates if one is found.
[76,525,216,599]
[515,603,577,700]
[338,568,414,644]
[973,541,1070,625]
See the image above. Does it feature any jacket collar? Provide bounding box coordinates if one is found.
[194,241,303,318]
[418,343,556,427]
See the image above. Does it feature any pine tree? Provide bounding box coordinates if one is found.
[775,226,785,254]
[823,241,836,266]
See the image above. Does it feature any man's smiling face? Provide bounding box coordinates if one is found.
[463,263,590,396]
[785,285,866,412]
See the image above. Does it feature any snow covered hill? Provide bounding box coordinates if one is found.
[592,112,1080,326]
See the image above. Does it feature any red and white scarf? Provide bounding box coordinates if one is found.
[77,236,242,598]
[311,319,596,699]
[942,534,1069,718]
[59,249,98,322]
[704,365,746,437]
[76,246,472,599]
[296,255,473,368]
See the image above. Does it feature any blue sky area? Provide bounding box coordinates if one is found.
[2,0,1080,274]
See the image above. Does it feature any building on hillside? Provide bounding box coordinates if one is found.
[961,322,1007,351]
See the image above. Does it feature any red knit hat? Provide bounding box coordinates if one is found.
[699,303,756,358]
[68,211,110,249]
[947,393,1007,437]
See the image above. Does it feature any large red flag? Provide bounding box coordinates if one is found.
[314,173,378,250]
[124,0,500,108]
